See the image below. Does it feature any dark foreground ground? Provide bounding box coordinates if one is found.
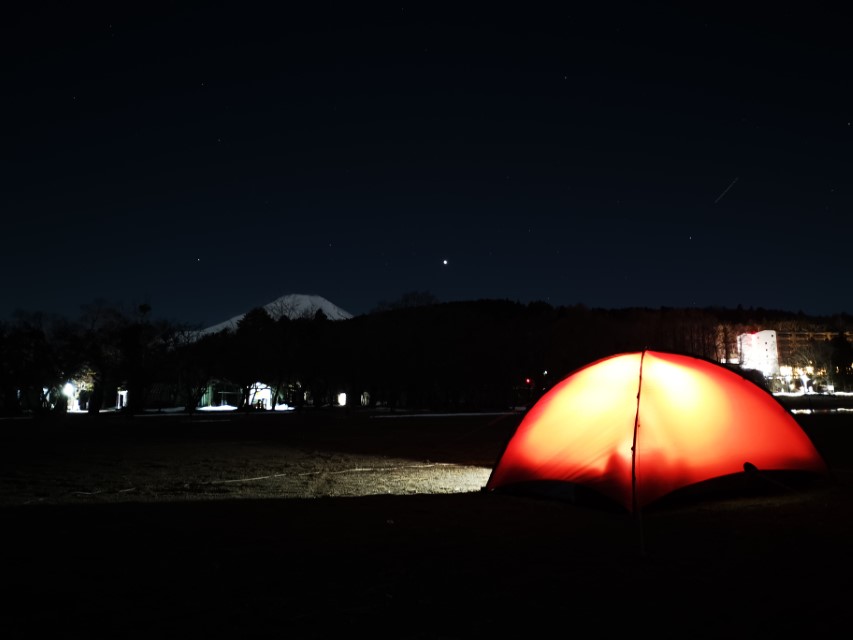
[2,402,853,639]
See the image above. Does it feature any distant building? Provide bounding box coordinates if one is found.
[775,330,851,366]
[738,330,780,378]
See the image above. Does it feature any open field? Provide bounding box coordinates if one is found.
[1,405,852,638]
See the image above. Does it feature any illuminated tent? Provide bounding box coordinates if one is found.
[486,350,828,512]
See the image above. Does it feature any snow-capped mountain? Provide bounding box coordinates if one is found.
[198,294,353,335]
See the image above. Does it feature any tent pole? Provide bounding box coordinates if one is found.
[632,350,646,556]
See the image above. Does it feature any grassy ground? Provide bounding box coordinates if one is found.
[1,406,852,638]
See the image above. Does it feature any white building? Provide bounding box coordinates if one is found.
[738,330,780,378]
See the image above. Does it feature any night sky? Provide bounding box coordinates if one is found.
[4,3,851,327]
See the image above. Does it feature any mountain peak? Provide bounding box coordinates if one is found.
[199,294,353,335]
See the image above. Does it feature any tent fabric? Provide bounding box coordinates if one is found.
[486,350,829,511]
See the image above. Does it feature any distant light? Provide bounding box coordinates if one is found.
[62,383,75,398]
[338,392,347,406]
[442,259,448,265]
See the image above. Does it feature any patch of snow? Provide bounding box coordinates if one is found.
[196,293,353,336]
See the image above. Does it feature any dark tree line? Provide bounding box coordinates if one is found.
[1,299,851,417]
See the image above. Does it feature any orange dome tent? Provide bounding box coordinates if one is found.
[486,350,829,512]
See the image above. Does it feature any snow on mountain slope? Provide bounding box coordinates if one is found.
[198,294,353,335]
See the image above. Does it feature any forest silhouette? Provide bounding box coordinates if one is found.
[2,296,852,417]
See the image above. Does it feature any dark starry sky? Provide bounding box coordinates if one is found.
[3,2,851,326]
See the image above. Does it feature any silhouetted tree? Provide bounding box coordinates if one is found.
[225,307,277,409]
[371,290,439,313]
[115,305,177,415]
[3,312,83,415]
[830,332,853,391]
